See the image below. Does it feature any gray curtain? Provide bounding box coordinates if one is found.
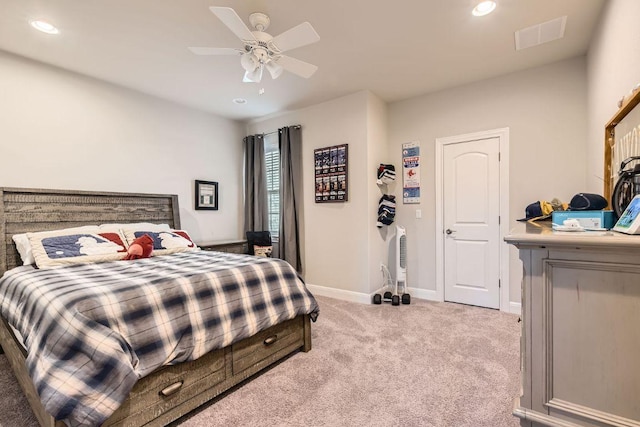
[279,126,303,272]
[243,134,268,233]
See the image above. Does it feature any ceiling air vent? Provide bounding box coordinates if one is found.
[515,16,567,51]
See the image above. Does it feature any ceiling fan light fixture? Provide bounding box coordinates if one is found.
[472,1,497,17]
[265,61,283,80]
[240,52,259,72]
[243,65,263,83]
[192,7,321,82]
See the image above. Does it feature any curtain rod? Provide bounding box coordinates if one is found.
[261,125,301,137]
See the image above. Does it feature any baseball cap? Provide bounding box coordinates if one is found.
[517,198,568,222]
[568,193,608,211]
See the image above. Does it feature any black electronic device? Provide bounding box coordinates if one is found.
[612,156,640,217]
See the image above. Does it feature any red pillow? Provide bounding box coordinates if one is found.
[123,234,154,260]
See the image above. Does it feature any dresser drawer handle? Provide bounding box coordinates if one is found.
[160,380,184,397]
[263,335,278,346]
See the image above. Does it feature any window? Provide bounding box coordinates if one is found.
[264,134,280,238]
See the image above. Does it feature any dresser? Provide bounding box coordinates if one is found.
[505,223,640,427]
[197,239,248,254]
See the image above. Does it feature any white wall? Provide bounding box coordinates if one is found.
[366,93,390,294]
[587,0,640,193]
[0,51,245,243]
[388,57,588,308]
[247,91,390,299]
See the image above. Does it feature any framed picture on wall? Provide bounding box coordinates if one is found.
[314,144,348,203]
[195,180,218,210]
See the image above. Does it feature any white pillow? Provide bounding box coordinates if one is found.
[28,228,129,269]
[12,224,171,265]
[12,234,34,265]
[12,225,99,265]
[122,229,198,256]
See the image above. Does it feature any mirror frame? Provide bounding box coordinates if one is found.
[604,89,640,205]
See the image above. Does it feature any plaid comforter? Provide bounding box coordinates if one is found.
[0,251,319,426]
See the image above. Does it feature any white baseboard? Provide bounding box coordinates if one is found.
[305,283,372,304]
[371,285,439,301]
[306,283,441,305]
[406,287,439,302]
[509,301,522,315]
[307,283,522,315]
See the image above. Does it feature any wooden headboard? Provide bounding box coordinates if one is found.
[0,187,180,274]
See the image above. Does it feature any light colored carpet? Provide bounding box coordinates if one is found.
[0,296,521,427]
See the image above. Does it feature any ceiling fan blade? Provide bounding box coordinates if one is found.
[276,55,318,78]
[209,6,256,41]
[271,22,320,53]
[188,47,242,56]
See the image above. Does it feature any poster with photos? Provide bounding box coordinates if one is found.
[315,144,348,203]
[402,141,421,204]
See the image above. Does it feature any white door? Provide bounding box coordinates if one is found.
[443,137,500,309]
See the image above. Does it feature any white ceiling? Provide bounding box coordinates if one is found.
[0,0,605,121]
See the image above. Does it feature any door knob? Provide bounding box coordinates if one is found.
[445,229,454,235]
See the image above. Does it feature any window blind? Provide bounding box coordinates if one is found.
[264,138,280,237]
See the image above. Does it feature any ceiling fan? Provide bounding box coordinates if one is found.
[189,7,320,83]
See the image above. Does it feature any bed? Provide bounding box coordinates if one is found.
[0,187,318,427]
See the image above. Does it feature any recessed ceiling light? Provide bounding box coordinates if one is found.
[472,1,497,17]
[233,98,247,105]
[30,20,59,34]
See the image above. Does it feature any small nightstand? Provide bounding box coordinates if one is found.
[198,239,248,254]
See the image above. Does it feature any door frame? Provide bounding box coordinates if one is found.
[435,128,510,312]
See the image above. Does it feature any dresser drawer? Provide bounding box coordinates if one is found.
[231,317,304,374]
[105,348,227,426]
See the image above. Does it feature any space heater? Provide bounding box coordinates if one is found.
[372,225,411,305]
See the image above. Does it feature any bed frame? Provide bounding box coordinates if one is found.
[0,187,312,427]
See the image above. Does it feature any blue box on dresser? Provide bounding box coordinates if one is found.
[551,210,615,229]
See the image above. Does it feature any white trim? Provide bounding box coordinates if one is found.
[435,128,511,312]
[509,301,522,316]
[371,286,440,302]
[307,283,441,305]
[305,283,372,304]
[405,287,440,302]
